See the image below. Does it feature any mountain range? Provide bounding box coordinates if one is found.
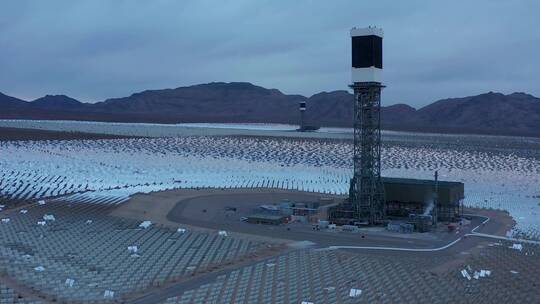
[1,82,540,137]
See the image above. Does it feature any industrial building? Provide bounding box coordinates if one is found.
[246,199,336,225]
[246,214,288,225]
[384,177,464,221]
[329,177,464,227]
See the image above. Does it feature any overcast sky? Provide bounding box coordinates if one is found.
[1,0,539,107]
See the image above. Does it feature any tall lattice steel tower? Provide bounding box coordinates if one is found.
[349,27,386,225]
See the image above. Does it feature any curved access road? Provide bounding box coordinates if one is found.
[326,214,540,252]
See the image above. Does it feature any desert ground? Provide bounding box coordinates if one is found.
[0,127,137,141]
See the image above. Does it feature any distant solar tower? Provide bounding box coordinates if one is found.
[299,101,306,130]
[349,26,385,225]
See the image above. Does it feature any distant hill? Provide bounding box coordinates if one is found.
[408,92,540,136]
[0,92,27,109]
[93,82,304,124]
[1,82,539,137]
[31,95,85,110]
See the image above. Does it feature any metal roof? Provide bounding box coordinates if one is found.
[382,177,463,188]
[247,214,286,220]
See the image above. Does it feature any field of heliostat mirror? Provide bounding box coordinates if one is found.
[0,120,538,303]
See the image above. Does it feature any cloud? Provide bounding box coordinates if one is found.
[0,0,539,106]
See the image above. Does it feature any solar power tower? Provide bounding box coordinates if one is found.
[349,27,386,225]
[299,101,306,130]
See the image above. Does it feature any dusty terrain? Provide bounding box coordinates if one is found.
[0,126,137,141]
[112,187,512,250]
[110,188,339,244]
